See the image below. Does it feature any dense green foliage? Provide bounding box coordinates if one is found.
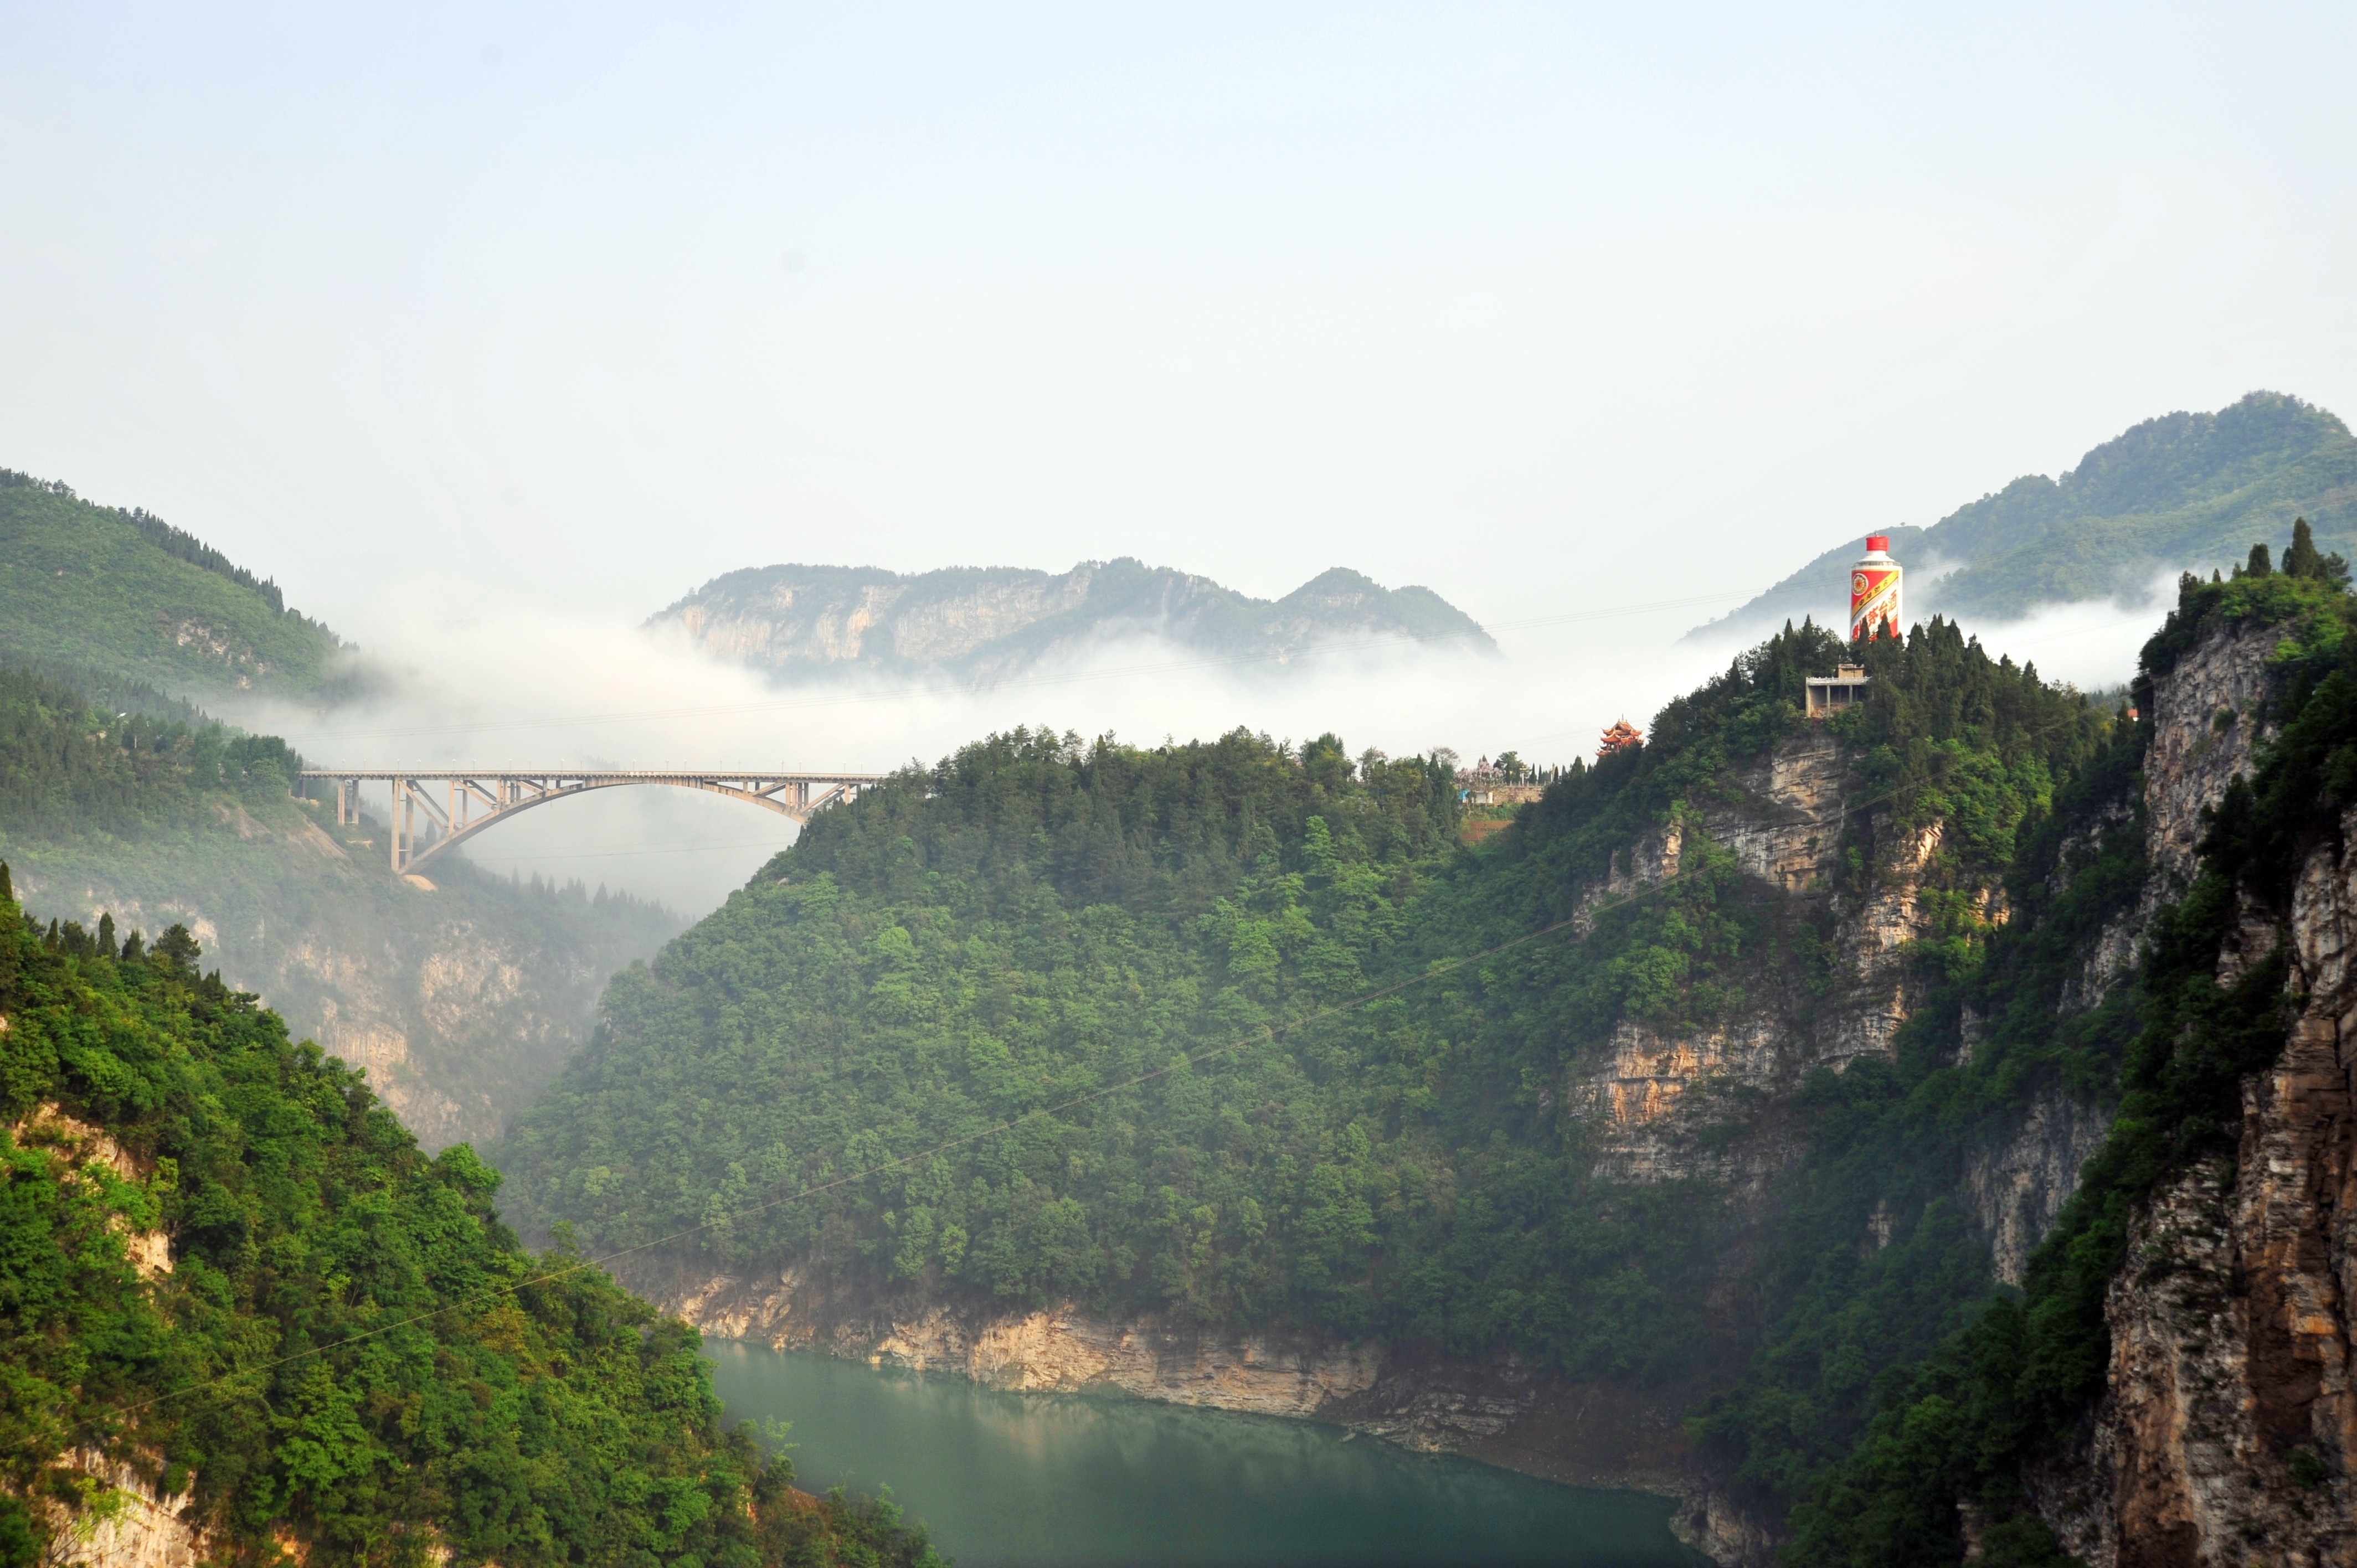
[1347,618,2106,1384]
[498,619,2108,1397]
[498,728,1476,1331]
[1702,563,2357,1566]
[0,874,940,1567]
[1711,392,2357,635]
[0,469,351,702]
[0,660,679,1148]
[0,663,305,832]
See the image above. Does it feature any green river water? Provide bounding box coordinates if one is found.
[702,1339,1701,1567]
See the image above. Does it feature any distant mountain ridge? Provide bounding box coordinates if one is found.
[1692,390,2357,641]
[649,558,1495,682]
[0,467,353,701]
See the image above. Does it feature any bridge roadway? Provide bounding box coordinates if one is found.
[296,768,886,878]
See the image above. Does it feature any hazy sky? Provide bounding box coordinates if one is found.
[7,1,2354,633]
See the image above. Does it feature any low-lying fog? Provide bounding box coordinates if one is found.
[229,571,2178,921]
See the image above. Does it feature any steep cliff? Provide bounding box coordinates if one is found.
[647,557,1494,683]
[1742,556,2357,1567]
[2030,620,2357,1566]
[6,807,678,1152]
[512,553,2357,1567]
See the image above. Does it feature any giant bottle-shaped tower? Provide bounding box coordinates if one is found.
[1849,534,1903,642]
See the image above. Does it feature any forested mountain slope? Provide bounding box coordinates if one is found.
[0,662,680,1149]
[1696,392,2357,638]
[0,875,938,1567]
[492,614,2108,1524]
[508,535,2357,1564]
[650,558,1494,683]
[0,468,354,704]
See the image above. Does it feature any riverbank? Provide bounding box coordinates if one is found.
[702,1337,1703,1567]
[617,1253,1739,1555]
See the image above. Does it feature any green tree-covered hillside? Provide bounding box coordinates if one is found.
[0,468,352,703]
[495,620,2111,1393]
[1699,391,2357,636]
[0,874,939,1567]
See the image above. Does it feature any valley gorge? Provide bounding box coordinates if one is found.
[0,665,681,1152]
[510,567,2357,1566]
[14,466,2357,1565]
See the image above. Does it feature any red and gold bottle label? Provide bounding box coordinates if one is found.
[1850,567,1901,641]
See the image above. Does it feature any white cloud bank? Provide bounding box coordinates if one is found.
[221,569,2176,918]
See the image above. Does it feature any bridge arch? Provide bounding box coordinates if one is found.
[296,769,885,877]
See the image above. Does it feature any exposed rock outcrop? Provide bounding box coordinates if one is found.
[36,1452,203,1568]
[1572,728,1994,1189]
[2,1118,200,1567]
[10,1104,172,1278]
[2142,620,2278,894]
[1965,1091,2115,1286]
[624,1255,1697,1497]
[2034,766,2357,1562]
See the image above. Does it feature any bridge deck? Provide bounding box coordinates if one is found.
[295,767,887,876]
[297,769,884,783]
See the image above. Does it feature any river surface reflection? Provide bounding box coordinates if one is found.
[702,1339,1700,1567]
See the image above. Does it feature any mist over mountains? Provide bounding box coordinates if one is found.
[647,558,1495,684]
[1694,390,2357,642]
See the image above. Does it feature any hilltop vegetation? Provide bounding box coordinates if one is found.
[0,468,353,704]
[0,871,939,1567]
[1701,391,2357,636]
[0,661,680,1149]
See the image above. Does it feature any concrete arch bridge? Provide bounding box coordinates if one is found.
[297,768,885,877]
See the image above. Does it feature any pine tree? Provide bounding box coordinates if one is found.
[2281,515,2350,587]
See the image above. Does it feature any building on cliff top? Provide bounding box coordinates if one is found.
[1805,664,1869,719]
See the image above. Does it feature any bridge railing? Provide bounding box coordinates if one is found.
[296,768,887,878]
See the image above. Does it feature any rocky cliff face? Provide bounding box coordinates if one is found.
[1571,726,2003,1191]
[2142,622,2281,895]
[1964,1090,2115,1286]
[648,559,1494,683]
[2036,800,2357,1567]
[597,691,2175,1568]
